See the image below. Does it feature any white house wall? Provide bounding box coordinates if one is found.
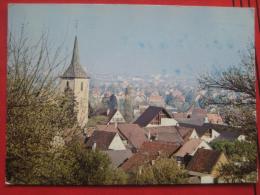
[190,130,199,139]
[109,133,126,150]
[110,111,126,123]
[201,129,220,143]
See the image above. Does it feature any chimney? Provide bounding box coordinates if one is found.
[92,142,97,151]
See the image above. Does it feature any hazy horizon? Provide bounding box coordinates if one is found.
[8,4,254,81]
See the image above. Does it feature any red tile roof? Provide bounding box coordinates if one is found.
[85,130,116,150]
[120,141,180,172]
[186,148,223,174]
[117,124,147,149]
[96,124,147,149]
[174,139,203,157]
[207,114,223,124]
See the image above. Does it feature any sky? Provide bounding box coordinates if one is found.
[8,4,254,79]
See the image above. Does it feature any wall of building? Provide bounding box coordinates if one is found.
[201,175,214,184]
[60,77,89,127]
[109,133,126,150]
[211,153,228,177]
[110,111,126,123]
[201,129,220,143]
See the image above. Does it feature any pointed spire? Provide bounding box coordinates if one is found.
[61,36,89,79]
[71,36,80,67]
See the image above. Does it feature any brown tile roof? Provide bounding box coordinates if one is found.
[117,124,147,149]
[120,141,180,172]
[174,139,203,157]
[96,124,147,149]
[104,149,133,168]
[190,108,207,118]
[172,112,188,119]
[176,126,196,142]
[85,130,116,150]
[145,126,184,145]
[178,123,239,137]
[207,114,223,124]
[186,148,223,174]
[134,106,172,127]
[96,124,118,132]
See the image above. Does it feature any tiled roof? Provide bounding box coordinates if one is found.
[186,148,223,174]
[104,149,133,168]
[134,106,172,127]
[145,126,184,145]
[172,112,188,119]
[61,36,89,79]
[174,139,203,157]
[177,126,196,142]
[85,130,116,150]
[215,131,240,141]
[120,141,180,172]
[96,124,147,149]
[178,123,239,137]
[191,108,207,118]
[207,114,223,124]
[117,124,147,149]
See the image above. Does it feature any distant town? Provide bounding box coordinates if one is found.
[56,36,255,184]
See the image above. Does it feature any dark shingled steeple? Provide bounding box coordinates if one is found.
[61,36,89,79]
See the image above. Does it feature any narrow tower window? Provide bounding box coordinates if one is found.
[81,82,83,91]
[66,81,69,88]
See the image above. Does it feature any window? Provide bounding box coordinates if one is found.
[66,81,69,88]
[81,82,83,91]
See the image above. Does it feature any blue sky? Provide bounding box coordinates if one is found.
[8,4,254,79]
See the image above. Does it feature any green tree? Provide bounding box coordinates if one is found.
[198,45,256,139]
[130,158,188,185]
[211,140,257,183]
[6,28,128,185]
[198,45,257,182]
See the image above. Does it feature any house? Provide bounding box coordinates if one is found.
[206,114,224,124]
[145,126,184,145]
[177,126,199,142]
[106,109,126,124]
[144,126,198,144]
[120,141,180,172]
[199,128,220,143]
[96,124,147,150]
[186,148,228,184]
[174,139,212,165]
[134,106,178,127]
[85,130,126,150]
[104,149,133,168]
[148,95,165,107]
[178,123,222,143]
[215,131,246,142]
[178,123,245,143]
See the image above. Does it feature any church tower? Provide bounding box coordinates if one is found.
[60,36,90,127]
